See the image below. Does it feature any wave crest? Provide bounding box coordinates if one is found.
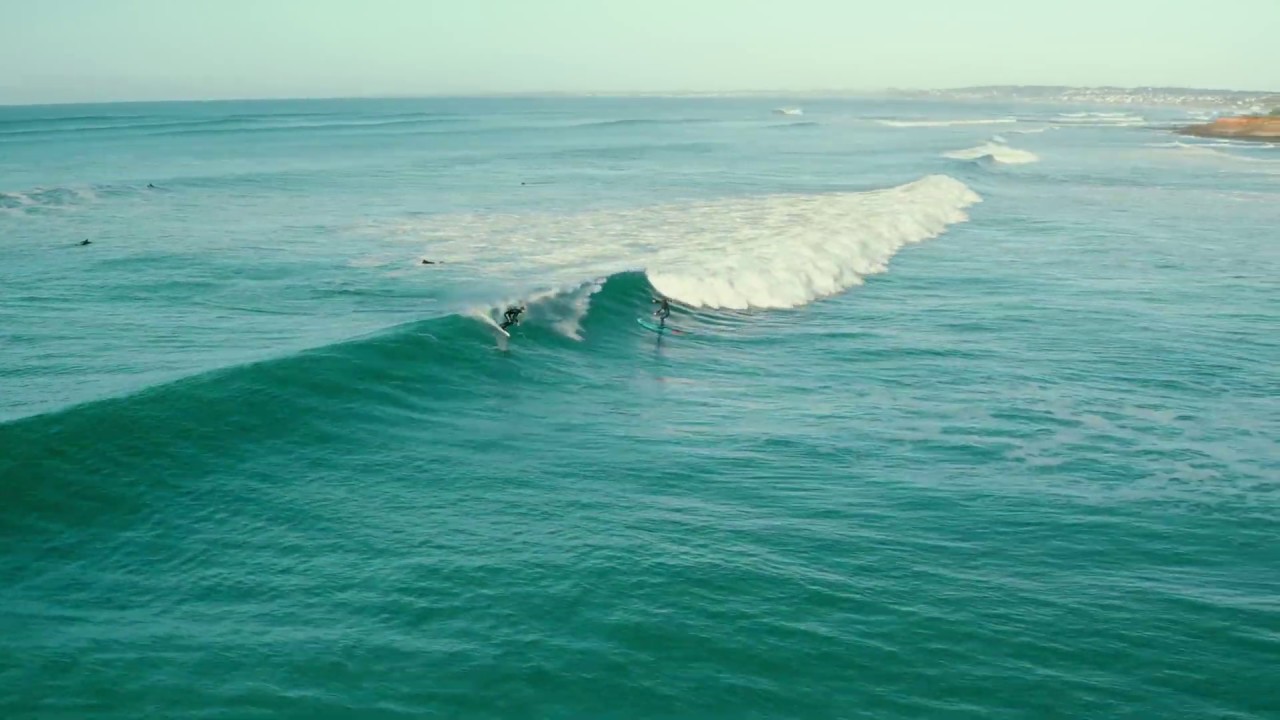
[943,142,1040,165]
[402,176,981,313]
[647,175,981,309]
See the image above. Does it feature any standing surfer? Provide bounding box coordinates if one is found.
[652,297,670,328]
[500,305,525,330]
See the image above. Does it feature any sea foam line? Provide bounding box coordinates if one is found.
[877,117,1017,128]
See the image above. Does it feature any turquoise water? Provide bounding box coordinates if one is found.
[2,98,1278,719]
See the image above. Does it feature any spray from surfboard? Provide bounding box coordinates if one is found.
[472,311,510,337]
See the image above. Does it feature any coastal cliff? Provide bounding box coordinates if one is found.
[1179,114,1280,141]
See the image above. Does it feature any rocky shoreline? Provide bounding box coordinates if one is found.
[1179,115,1280,141]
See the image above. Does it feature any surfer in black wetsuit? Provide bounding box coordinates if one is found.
[79,239,91,246]
[500,305,525,330]
[652,297,670,327]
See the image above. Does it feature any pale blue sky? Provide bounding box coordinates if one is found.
[1,0,1275,104]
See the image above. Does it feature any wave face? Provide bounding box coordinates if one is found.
[3,96,1278,720]
[943,141,1041,165]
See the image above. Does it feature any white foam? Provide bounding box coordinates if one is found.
[398,175,981,312]
[547,281,604,340]
[647,175,981,309]
[877,117,1017,128]
[521,281,604,341]
[943,142,1040,165]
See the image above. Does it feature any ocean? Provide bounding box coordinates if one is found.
[1,96,1277,719]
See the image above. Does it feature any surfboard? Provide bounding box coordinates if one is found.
[637,317,686,335]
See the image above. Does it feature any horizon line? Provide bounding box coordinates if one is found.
[2,84,1277,109]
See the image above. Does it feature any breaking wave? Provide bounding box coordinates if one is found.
[2,174,981,422]
[404,175,981,312]
[943,142,1040,165]
[0,186,103,214]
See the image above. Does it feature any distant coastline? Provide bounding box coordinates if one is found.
[892,85,1280,111]
[1179,115,1280,141]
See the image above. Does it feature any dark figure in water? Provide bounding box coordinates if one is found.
[421,259,436,265]
[652,296,670,327]
[147,183,155,189]
[79,239,91,246]
[500,305,525,330]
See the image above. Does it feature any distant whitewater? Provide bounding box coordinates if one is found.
[0,186,101,215]
[1054,112,1146,127]
[943,142,1040,165]
[878,117,1017,128]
